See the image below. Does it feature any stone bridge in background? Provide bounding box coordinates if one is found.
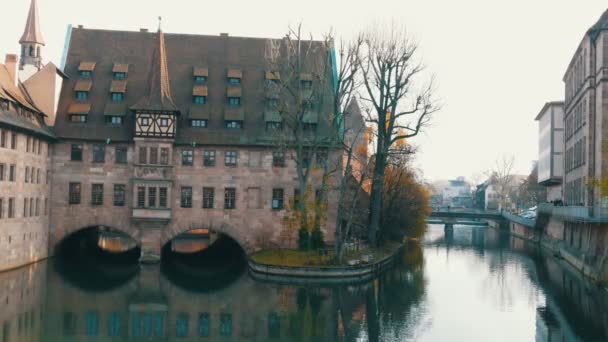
[429,208,536,229]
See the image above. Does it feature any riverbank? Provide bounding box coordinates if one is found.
[495,219,607,288]
[248,242,404,284]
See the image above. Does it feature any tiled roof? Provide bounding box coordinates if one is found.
[54,27,333,144]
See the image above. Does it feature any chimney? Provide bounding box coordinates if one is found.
[220,33,229,37]
[5,54,18,86]
[140,28,148,32]
[77,25,83,29]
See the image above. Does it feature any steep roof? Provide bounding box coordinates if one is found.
[0,64,54,139]
[19,0,45,46]
[588,8,608,37]
[54,27,332,144]
[131,30,179,112]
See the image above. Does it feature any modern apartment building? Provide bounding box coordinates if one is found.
[535,101,564,201]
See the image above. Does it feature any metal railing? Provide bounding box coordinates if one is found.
[537,203,608,222]
[501,210,536,228]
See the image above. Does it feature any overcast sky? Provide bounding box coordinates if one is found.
[2,0,606,182]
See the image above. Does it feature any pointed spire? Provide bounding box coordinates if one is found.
[19,0,45,46]
[131,28,179,112]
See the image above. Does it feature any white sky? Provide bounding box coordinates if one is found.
[1,0,606,182]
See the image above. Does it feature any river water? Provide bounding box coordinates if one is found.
[0,224,607,341]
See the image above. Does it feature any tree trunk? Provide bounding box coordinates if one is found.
[368,154,386,247]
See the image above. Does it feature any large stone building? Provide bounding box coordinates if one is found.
[0,1,342,269]
[537,9,608,282]
[0,0,62,271]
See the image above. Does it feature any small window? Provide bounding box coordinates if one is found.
[106,116,123,125]
[9,165,15,182]
[69,183,81,204]
[69,114,88,123]
[160,148,169,165]
[228,97,241,106]
[0,130,5,147]
[194,75,207,83]
[92,145,105,163]
[148,187,157,208]
[228,77,240,85]
[272,151,285,167]
[224,188,236,209]
[79,70,92,78]
[176,313,189,338]
[115,146,127,164]
[25,167,29,183]
[181,187,193,208]
[203,187,214,209]
[224,151,237,167]
[220,313,232,336]
[0,164,4,181]
[182,149,194,166]
[203,151,215,167]
[198,313,210,337]
[113,72,126,80]
[301,80,313,89]
[75,91,89,101]
[10,132,16,149]
[225,120,242,129]
[141,117,151,126]
[91,184,104,205]
[272,189,284,210]
[159,118,169,127]
[139,147,147,164]
[113,184,125,206]
[71,144,83,161]
[137,187,145,208]
[111,93,124,102]
[316,151,328,168]
[193,96,207,104]
[159,187,168,208]
[190,119,207,128]
[266,122,282,131]
[149,147,158,165]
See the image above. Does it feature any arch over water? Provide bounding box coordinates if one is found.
[161,223,250,254]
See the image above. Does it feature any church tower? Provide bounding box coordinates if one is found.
[19,0,45,71]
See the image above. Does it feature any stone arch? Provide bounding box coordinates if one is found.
[50,222,141,255]
[161,222,250,254]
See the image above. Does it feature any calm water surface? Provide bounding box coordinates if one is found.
[1,224,607,341]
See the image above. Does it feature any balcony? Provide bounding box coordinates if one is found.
[538,203,608,223]
[132,208,172,223]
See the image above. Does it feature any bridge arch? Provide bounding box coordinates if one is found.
[161,223,250,254]
[50,222,141,255]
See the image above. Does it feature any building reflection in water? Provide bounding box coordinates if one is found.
[0,225,606,341]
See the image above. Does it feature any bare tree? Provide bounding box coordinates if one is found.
[488,155,516,211]
[359,25,439,246]
[265,24,336,235]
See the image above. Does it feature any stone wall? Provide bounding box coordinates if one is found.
[0,129,51,271]
[49,141,339,256]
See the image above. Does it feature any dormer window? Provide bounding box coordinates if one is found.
[78,61,96,78]
[79,70,92,78]
[193,85,208,105]
[193,67,209,84]
[301,80,313,89]
[75,91,89,101]
[300,73,313,89]
[105,116,123,125]
[112,63,129,80]
[194,96,206,104]
[191,119,207,128]
[227,68,242,85]
[69,114,87,123]
[228,97,240,106]
[111,92,124,102]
